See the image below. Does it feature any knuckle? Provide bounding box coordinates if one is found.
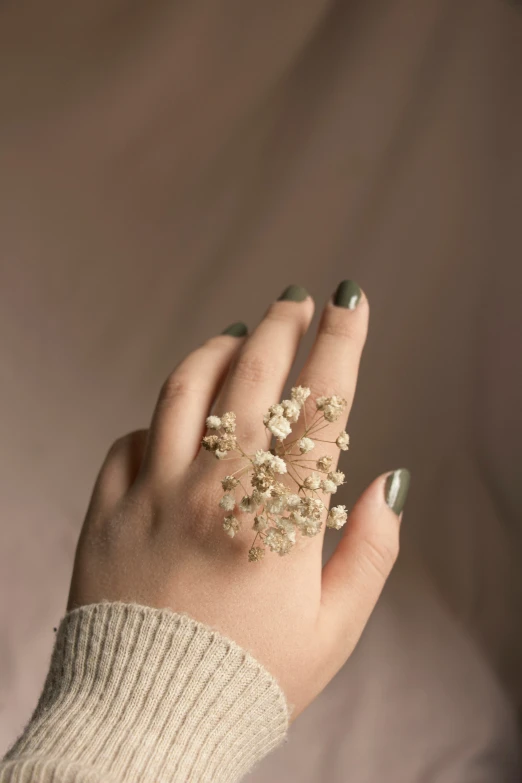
[180,486,221,546]
[357,532,399,581]
[300,375,349,414]
[201,336,229,352]
[319,309,363,341]
[118,429,148,451]
[265,302,312,337]
[107,433,130,457]
[158,372,197,406]
[129,428,149,444]
[302,375,339,400]
[232,350,278,386]
[265,304,300,326]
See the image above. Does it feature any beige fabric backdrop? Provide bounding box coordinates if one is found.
[1,0,521,779]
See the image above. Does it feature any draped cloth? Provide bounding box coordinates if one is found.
[1,1,521,778]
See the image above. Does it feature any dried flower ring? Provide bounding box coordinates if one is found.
[201,386,350,561]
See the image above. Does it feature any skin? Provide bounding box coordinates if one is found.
[67,284,404,724]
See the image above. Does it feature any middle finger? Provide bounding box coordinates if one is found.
[208,285,315,452]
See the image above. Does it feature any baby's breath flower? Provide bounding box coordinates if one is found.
[277,524,297,545]
[263,403,284,425]
[220,412,237,433]
[265,495,287,514]
[300,519,322,537]
[325,399,347,422]
[265,528,294,556]
[248,546,265,562]
[223,515,241,537]
[336,431,350,451]
[303,473,321,490]
[251,488,270,505]
[326,505,348,530]
[270,482,288,497]
[300,496,325,519]
[218,435,237,452]
[253,514,268,532]
[211,384,350,560]
[264,483,288,513]
[202,435,220,452]
[239,495,257,514]
[221,475,239,491]
[276,515,296,533]
[251,468,274,492]
[285,493,302,509]
[315,395,347,422]
[291,386,311,406]
[267,414,292,440]
[320,478,337,494]
[328,470,345,486]
[252,449,287,474]
[298,437,315,454]
[252,450,272,467]
[316,455,333,472]
[219,494,236,511]
[264,527,279,550]
[269,455,287,474]
[281,399,301,423]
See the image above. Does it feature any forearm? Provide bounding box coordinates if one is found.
[0,602,289,783]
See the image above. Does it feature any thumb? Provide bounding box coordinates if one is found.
[319,468,411,655]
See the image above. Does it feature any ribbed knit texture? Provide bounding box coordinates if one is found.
[0,602,290,782]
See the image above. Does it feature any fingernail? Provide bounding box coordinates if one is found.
[333,280,362,309]
[221,322,248,337]
[278,284,309,302]
[384,469,411,516]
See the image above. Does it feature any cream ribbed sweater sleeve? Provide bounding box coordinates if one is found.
[0,602,291,782]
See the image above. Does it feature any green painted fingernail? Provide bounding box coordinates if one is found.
[334,280,362,309]
[221,322,248,337]
[384,469,411,516]
[278,285,309,302]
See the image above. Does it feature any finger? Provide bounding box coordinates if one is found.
[141,323,247,483]
[282,280,368,553]
[209,286,314,452]
[318,469,410,667]
[294,279,368,441]
[88,429,149,517]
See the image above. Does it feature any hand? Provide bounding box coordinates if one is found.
[67,281,410,723]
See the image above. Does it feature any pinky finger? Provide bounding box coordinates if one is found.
[318,468,411,659]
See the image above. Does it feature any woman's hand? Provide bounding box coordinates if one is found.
[67,281,410,723]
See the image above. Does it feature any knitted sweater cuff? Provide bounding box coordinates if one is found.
[0,601,290,783]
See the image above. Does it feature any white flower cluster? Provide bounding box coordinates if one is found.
[315,395,347,422]
[262,386,310,441]
[202,387,351,562]
[201,411,237,459]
